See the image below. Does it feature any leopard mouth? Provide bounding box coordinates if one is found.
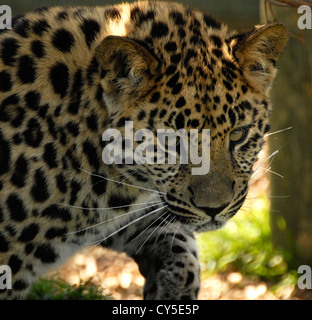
[165,207,226,232]
[161,189,248,230]
[163,195,245,232]
[163,194,228,224]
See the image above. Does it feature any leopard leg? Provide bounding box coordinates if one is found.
[127,224,200,300]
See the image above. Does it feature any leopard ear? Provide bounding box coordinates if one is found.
[233,23,288,94]
[95,36,160,102]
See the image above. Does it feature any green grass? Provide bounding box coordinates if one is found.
[27,276,111,300]
[197,194,298,288]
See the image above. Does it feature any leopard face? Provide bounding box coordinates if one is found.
[95,3,288,232]
[0,1,287,299]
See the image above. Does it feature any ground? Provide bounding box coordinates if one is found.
[49,246,312,300]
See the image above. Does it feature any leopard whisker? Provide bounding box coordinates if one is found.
[79,167,167,195]
[161,216,177,248]
[102,171,137,194]
[246,195,290,200]
[87,205,168,246]
[248,171,268,187]
[251,149,279,179]
[54,200,163,211]
[264,168,284,179]
[249,165,284,188]
[268,195,291,199]
[253,165,284,180]
[264,126,292,138]
[239,208,260,223]
[134,211,169,255]
[249,149,280,187]
[251,139,290,184]
[170,223,181,251]
[66,202,165,235]
[129,210,169,244]
[152,214,174,251]
[91,170,134,188]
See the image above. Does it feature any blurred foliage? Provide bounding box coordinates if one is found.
[27,276,111,300]
[197,195,298,292]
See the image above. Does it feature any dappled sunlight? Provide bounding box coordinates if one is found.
[48,247,145,300]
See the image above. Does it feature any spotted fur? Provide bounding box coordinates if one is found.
[0,1,287,299]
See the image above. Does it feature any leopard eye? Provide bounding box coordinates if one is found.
[229,127,249,144]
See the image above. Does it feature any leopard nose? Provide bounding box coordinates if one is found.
[190,167,233,209]
[200,203,230,218]
[191,199,229,219]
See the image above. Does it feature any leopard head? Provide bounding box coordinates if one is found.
[95,7,288,232]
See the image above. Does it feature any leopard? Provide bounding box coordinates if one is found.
[0,0,287,300]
